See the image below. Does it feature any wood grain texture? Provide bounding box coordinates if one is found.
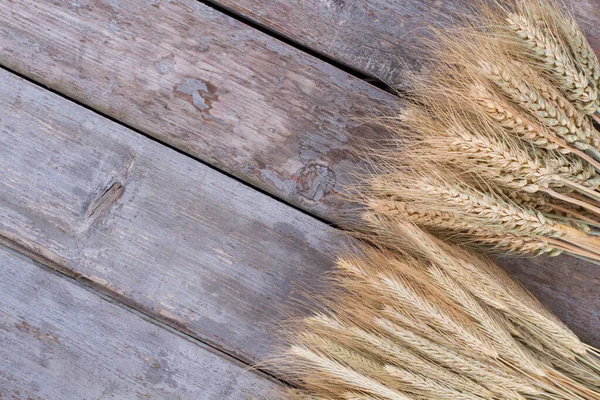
[214,0,600,84]
[0,69,338,366]
[500,255,599,346]
[0,245,283,399]
[0,0,394,221]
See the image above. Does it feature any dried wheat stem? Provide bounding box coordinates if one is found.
[555,223,600,255]
[545,238,600,264]
[549,204,599,227]
[546,369,600,400]
[541,187,600,217]
[559,179,600,201]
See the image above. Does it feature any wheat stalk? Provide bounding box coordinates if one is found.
[289,346,414,400]
[480,60,597,150]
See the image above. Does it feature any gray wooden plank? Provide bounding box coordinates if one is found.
[0,0,393,221]
[0,245,283,399]
[501,255,600,347]
[0,68,338,366]
[214,0,600,84]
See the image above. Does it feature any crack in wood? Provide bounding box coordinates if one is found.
[85,182,125,220]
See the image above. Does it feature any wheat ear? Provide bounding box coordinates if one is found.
[506,12,599,114]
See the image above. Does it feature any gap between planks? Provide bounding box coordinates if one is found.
[0,244,284,399]
[25,241,286,386]
[0,67,343,377]
[0,64,336,230]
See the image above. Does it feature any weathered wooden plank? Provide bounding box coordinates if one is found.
[0,245,283,399]
[501,255,599,346]
[214,0,600,84]
[206,0,600,344]
[0,0,393,221]
[0,69,337,366]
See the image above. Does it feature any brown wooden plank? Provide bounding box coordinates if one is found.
[0,69,337,366]
[213,0,600,84]
[0,0,393,221]
[0,245,283,399]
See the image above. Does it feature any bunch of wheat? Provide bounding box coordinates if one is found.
[274,1,600,399]
[279,222,600,400]
[357,0,600,262]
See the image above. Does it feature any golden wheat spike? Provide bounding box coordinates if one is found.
[352,328,493,398]
[480,60,596,149]
[384,365,483,400]
[277,238,600,399]
[506,12,599,114]
[289,346,415,400]
[520,0,600,101]
[427,265,546,377]
[374,317,538,398]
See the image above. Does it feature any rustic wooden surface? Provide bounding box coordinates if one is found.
[0,0,393,221]
[0,70,338,367]
[214,0,600,84]
[0,245,283,399]
[0,0,597,355]
[0,1,598,395]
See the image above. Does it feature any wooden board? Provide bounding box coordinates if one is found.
[0,0,394,221]
[213,0,600,84]
[501,255,600,346]
[0,69,338,367]
[0,245,282,399]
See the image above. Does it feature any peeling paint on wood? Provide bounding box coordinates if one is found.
[0,246,283,399]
